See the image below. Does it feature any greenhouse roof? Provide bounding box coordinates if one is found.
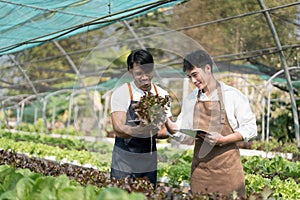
[0,0,185,55]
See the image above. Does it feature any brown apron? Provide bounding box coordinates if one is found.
[191,83,246,197]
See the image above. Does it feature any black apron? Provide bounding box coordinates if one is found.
[110,83,159,187]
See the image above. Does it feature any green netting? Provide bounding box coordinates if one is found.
[0,0,184,55]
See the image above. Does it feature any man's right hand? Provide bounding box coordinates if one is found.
[131,124,159,138]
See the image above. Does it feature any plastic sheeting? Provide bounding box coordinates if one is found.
[0,0,184,55]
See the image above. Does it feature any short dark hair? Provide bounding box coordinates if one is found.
[183,49,213,72]
[127,49,154,71]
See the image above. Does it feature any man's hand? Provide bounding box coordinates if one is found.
[198,131,223,146]
[132,124,159,138]
[112,111,158,139]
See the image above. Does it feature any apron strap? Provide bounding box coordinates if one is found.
[127,83,133,101]
[216,82,226,124]
[196,83,225,124]
[153,84,159,95]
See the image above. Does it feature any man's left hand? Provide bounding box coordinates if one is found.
[201,131,223,146]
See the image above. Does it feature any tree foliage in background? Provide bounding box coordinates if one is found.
[171,0,299,67]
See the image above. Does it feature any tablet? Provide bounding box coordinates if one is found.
[173,129,208,137]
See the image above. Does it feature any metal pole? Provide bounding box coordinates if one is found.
[0,108,2,129]
[3,108,10,130]
[16,106,20,129]
[17,93,47,126]
[34,107,38,125]
[122,20,146,50]
[67,95,73,133]
[258,0,300,147]
[8,55,39,98]
[42,99,48,133]
[261,97,266,141]
[103,95,110,132]
[8,55,44,132]
[74,105,79,130]
[52,105,56,129]
[266,84,272,142]
[20,102,25,126]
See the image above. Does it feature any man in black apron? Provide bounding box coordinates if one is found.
[166,49,257,197]
[110,49,172,187]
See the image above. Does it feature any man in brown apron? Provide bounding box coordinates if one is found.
[191,83,246,197]
[166,49,257,198]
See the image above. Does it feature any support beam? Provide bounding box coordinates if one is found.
[8,55,40,98]
[122,20,146,50]
[258,0,299,147]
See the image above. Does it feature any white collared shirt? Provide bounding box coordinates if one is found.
[176,82,257,141]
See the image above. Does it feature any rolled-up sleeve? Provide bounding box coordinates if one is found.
[224,85,258,142]
[234,94,257,141]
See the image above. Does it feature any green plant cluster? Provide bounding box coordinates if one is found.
[158,149,192,186]
[251,139,300,154]
[0,130,86,151]
[0,130,112,154]
[0,165,145,200]
[245,174,299,199]
[0,148,242,199]
[0,137,111,172]
[0,130,299,199]
[15,119,46,134]
[0,149,156,195]
[51,126,85,136]
[133,93,170,128]
[242,156,300,181]
[14,119,86,136]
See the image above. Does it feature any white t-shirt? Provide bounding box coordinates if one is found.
[111,81,172,117]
